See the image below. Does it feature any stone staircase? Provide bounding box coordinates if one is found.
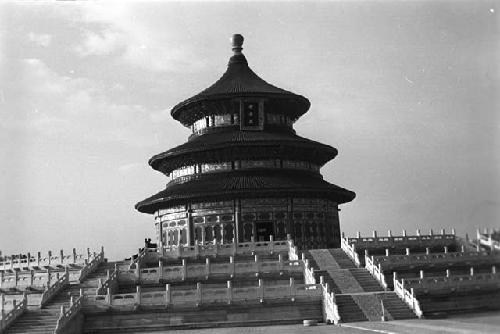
[3,260,116,333]
[328,249,357,269]
[349,268,384,292]
[381,292,418,320]
[3,284,79,334]
[303,247,418,323]
[335,294,368,322]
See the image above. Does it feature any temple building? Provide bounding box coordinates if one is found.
[1,35,499,334]
[136,34,355,250]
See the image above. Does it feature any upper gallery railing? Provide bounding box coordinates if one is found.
[0,248,90,271]
[477,229,500,251]
[344,229,457,248]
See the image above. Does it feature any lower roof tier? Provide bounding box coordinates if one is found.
[149,129,338,175]
[135,169,355,214]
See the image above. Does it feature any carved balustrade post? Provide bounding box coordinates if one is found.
[419,270,424,279]
[451,228,456,235]
[425,247,430,255]
[373,230,377,238]
[226,280,232,304]
[258,279,264,303]
[461,245,465,253]
[232,238,237,256]
[60,249,64,265]
[48,251,52,266]
[205,258,210,280]
[402,229,407,237]
[30,270,34,286]
[136,285,141,306]
[356,231,361,238]
[385,249,389,256]
[289,277,296,301]
[319,276,324,285]
[254,255,260,276]
[429,229,433,236]
[470,267,474,276]
[165,284,171,307]
[182,259,187,281]
[406,248,410,256]
[416,229,420,236]
[441,228,445,235]
[158,260,164,282]
[26,252,31,270]
[37,252,41,268]
[87,248,91,260]
[196,282,202,306]
[72,248,77,264]
[492,266,496,274]
[269,235,274,254]
[446,269,450,278]
[388,230,392,237]
[229,256,235,278]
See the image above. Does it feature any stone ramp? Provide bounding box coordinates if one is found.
[82,301,323,333]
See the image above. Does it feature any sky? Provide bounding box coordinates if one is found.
[0,1,498,260]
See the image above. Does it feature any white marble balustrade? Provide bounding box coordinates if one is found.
[86,279,322,310]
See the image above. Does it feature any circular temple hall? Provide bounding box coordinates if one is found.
[135,34,356,250]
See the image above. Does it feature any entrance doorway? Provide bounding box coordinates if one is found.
[255,221,274,242]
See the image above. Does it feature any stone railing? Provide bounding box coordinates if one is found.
[0,249,88,272]
[341,236,361,267]
[397,268,499,293]
[96,265,119,295]
[303,258,316,285]
[0,293,27,333]
[320,279,341,324]
[365,254,388,290]
[78,248,105,283]
[162,238,289,260]
[477,229,500,251]
[40,268,69,307]
[347,231,456,249]
[393,276,423,318]
[372,250,496,268]
[287,238,300,261]
[118,255,303,284]
[85,279,323,310]
[54,295,83,334]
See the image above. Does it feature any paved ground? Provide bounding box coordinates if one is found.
[143,310,500,334]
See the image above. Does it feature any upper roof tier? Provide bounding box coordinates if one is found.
[171,34,311,126]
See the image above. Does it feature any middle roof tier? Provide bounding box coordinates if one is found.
[149,129,339,175]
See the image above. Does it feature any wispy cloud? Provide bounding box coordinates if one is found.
[28,32,52,47]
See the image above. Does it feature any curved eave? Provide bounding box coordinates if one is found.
[135,170,356,214]
[170,54,311,126]
[149,130,338,174]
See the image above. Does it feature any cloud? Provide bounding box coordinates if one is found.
[28,32,52,47]
[1,58,171,148]
[74,29,125,57]
[67,2,206,72]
